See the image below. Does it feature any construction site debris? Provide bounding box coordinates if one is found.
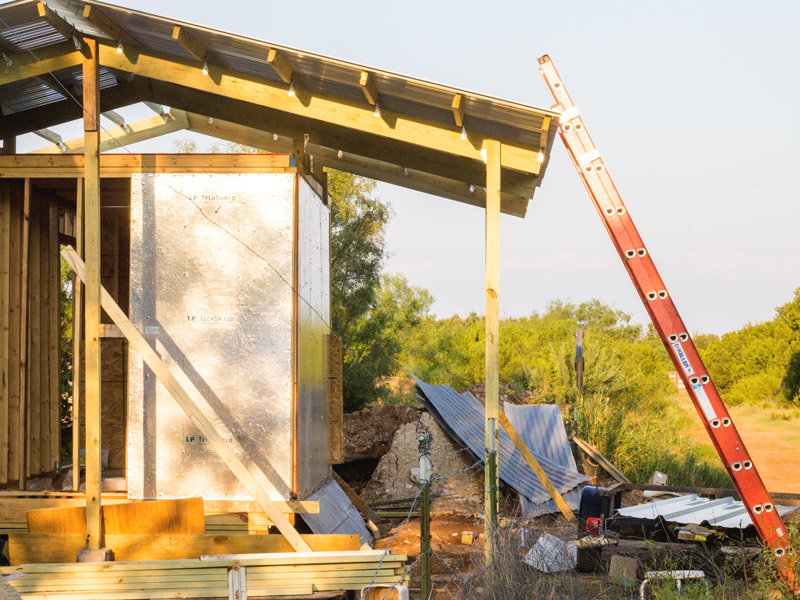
[361,413,483,515]
[344,405,420,462]
[414,376,588,516]
[523,533,577,572]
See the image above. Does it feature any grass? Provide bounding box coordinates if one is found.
[453,523,799,600]
[568,392,731,487]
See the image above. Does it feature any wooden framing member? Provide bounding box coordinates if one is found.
[171,26,206,64]
[82,37,103,552]
[37,199,50,473]
[35,3,88,58]
[451,94,465,128]
[72,179,83,493]
[0,183,8,484]
[266,48,293,85]
[497,409,575,520]
[359,71,378,105]
[61,247,312,553]
[483,139,501,561]
[6,182,22,485]
[29,110,190,154]
[1,137,14,154]
[82,5,138,46]
[48,204,59,470]
[0,42,82,87]
[98,44,543,175]
[18,179,30,489]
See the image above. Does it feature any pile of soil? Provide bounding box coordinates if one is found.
[361,412,484,516]
[343,405,420,462]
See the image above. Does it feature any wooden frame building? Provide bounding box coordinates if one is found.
[0,0,559,576]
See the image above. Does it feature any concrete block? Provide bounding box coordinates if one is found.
[609,554,638,583]
[76,547,115,563]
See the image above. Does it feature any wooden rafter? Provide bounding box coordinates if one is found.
[97,44,543,176]
[267,48,293,84]
[29,110,190,154]
[0,42,82,87]
[0,78,150,138]
[172,26,206,63]
[36,2,89,57]
[82,5,138,45]
[149,79,539,198]
[452,93,465,128]
[359,70,378,105]
[184,112,529,217]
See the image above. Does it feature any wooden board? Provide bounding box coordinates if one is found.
[572,435,631,484]
[328,335,344,464]
[61,246,312,553]
[8,533,360,564]
[7,186,22,484]
[0,154,294,178]
[103,498,205,535]
[26,498,205,536]
[0,184,9,485]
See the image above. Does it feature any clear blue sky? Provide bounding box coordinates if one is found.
[16,0,800,335]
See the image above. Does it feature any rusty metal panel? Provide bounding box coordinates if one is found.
[128,173,295,501]
[295,176,331,498]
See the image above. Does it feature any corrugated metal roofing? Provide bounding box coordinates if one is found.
[302,476,373,547]
[0,0,559,152]
[616,494,798,530]
[413,375,587,517]
[503,402,584,517]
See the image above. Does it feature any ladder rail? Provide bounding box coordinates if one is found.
[537,55,792,561]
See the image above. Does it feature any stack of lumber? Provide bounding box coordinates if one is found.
[0,551,409,599]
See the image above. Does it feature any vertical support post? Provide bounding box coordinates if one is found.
[484,139,501,561]
[18,179,30,491]
[418,424,432,600]
[82,37,103,552]
[72,179,83,493]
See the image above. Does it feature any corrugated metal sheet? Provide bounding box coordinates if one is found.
[413,376,587,517]
[0,0,559,152]
[502,402,584,517]
[303,476,373,547]
[616,494,798,530]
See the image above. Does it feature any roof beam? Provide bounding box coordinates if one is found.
[148,78,538,199]
[266,48,293,84]
[359,71,378,105]
[451,94,465,128]
[184,112,528,217]
[30,110,190,153]
[0,78,151,138]
[172,26,206,63]
[0,41,82,86]
[98,43,543,176]
[82,5,137,45]
[36,2,89,57]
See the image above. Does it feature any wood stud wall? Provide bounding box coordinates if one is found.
[0,181,63,485]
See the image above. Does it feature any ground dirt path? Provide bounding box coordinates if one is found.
[680,399,800,493]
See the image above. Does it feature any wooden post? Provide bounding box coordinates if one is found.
[484,139,501,561]
[72,179,83,493]
[0,183,9,485]
[18,179,30,490]
[82,38,103,552]
[1,138,15,155]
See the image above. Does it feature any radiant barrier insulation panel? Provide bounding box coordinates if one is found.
[128,171,330,501]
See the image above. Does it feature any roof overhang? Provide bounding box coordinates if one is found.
[0,0,560,217]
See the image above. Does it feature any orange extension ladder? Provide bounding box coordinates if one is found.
[537,55,794,568]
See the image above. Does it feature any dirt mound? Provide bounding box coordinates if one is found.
[344,404,420,462]
[361,412,483,515]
